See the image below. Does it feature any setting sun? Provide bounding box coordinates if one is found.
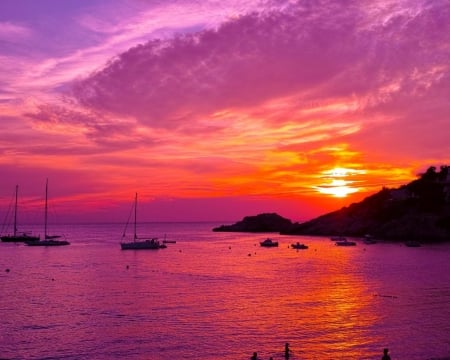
[316,179,358,197]
[315,167,365,198]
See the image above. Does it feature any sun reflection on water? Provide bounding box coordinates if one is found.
[1,225,448,359]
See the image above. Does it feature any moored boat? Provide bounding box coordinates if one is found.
[120,193,166,250]
[27,237,70,246]
[2,232,40,243]
[260,238,279,247]
[121,238,162,250]
[291,242,308,249]
[363,234,377,244]
[335,239,356,246]
[1,185,40,243]
[25,179,70,247]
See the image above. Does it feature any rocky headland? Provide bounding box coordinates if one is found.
[283,166,450,242]
[214,166,450,243]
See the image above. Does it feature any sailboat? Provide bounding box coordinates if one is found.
[120,193,165,250]
[1,185,40,243]
[26,179,70,246]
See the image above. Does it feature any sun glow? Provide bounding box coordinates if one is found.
[315,167,365,198]
[316,179,358,197]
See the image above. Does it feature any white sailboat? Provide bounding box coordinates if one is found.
[1,185,40,243]
[120,193,165,250]
[26,179,70,246]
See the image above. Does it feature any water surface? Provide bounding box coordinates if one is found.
[1,223,449,359]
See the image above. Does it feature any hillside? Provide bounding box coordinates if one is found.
[282,166,450,242]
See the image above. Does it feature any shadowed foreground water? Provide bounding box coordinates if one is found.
[1,222,449,359]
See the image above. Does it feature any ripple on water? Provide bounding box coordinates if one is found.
[1,225,449,359]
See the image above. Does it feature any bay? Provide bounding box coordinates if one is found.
[1,222,449,359]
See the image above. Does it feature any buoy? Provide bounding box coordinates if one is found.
[5,268,10,273]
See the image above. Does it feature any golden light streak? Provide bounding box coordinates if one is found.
[315,167,366,198]
[316,179,359,198]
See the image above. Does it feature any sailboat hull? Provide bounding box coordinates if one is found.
[121,239,162,250]
[26,239,70,246]
[1,234,40,243]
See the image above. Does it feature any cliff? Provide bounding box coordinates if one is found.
[282,166,450,242]
[213,213,293,233]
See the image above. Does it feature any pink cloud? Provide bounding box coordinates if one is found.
[0,21,31,40]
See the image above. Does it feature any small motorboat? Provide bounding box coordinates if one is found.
[260,238,279,247]
[291,242,308,250]
[335,239,356,246]
[26,235,70,247]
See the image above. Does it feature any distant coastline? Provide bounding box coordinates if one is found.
[214,166,450,243]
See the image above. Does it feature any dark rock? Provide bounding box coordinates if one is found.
[213,213,293,233]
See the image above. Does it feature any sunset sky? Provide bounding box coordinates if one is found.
[1,0,449,223]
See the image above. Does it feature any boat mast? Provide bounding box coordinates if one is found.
[45,179,48,238]
[13,185,18,237]
[134,192,137,241]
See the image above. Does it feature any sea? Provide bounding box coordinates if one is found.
[0,222,449,360]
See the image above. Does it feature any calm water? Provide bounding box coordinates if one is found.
[0,222,449,360]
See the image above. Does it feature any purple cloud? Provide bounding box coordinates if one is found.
[70,0,449,140]
[72,2,364,127]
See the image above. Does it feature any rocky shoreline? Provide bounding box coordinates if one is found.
[214,166,450,243]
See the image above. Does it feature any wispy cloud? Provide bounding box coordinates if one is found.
[0,21,31,39]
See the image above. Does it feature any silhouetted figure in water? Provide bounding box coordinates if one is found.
[284,342,292,359]
[382,348,391,360]
[251,352,258,360]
